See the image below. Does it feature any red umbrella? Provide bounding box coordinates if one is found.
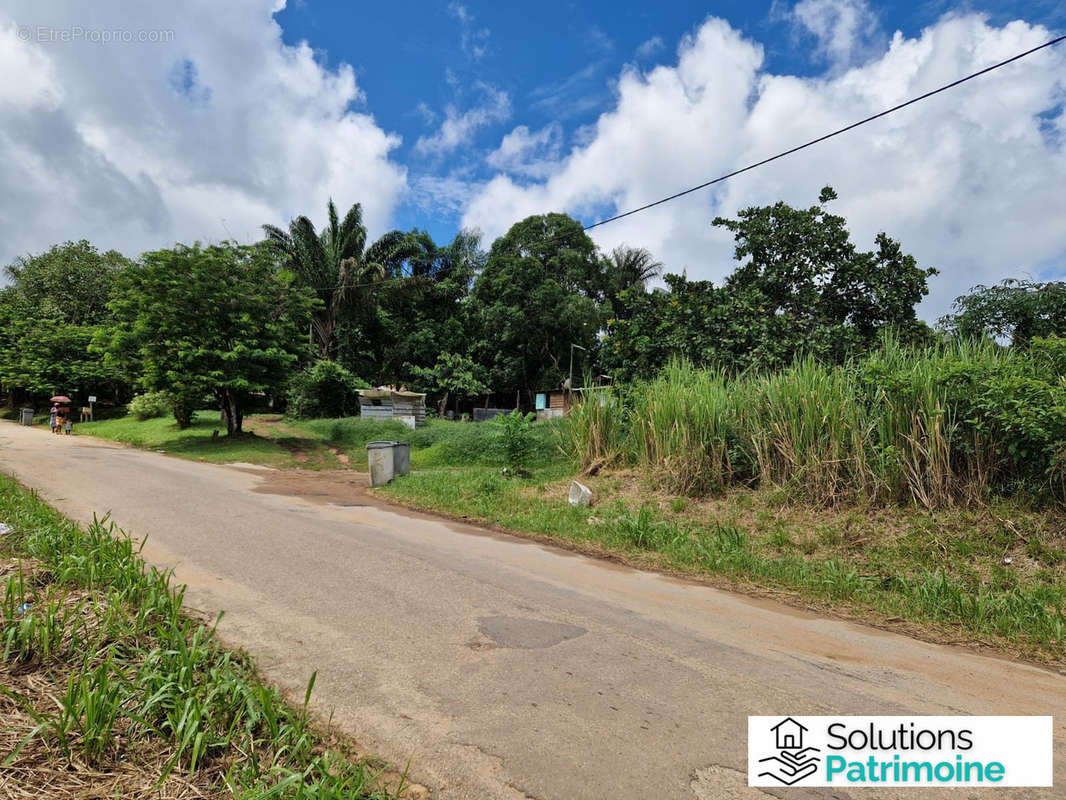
[50,395,72,404]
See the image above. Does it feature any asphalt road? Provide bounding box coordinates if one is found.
[1,421,1063,799]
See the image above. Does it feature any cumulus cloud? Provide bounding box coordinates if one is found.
[462,14,1066,318]
[415,83,511,157]
[792,0,883,70]
[0,2,407,264]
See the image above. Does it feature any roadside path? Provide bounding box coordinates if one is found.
[2,422,1063,799]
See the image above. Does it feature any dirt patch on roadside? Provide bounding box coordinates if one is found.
[248,468,372,504]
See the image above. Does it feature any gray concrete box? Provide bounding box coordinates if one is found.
[367,441,411,487]
[20,408,34,426]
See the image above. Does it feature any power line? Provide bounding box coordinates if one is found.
[582,34,1066,232]
[293,33,1065,290]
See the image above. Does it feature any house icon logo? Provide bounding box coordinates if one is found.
[758,717,821,785]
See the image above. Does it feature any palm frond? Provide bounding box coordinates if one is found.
[337,203,367,262]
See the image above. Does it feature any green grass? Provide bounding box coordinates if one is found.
[73,412,339,468]
[72,410,563,472]
[0,473,404,797]
[380,466,1066,663]
[288,416,563,470]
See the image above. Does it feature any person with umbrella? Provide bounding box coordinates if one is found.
[50,395,72,436]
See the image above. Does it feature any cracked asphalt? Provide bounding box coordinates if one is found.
[2,422,1064,799]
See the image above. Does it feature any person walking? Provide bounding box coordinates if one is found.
[49,403,59,434]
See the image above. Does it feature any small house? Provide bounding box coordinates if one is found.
[358,388,427,427]
[535,389,571,420]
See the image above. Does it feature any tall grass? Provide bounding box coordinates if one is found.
[562,336,1066,508]
[0,476,399,798]
[630,364,741,495]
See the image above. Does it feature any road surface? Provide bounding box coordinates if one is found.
[1,421,1063,799]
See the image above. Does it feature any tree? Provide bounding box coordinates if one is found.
[0,241,131,402]
[601,245,662,319]
[262,200,420,359]
[714,187,936,366]
[409,352,488,417]
[939,279,1066,347]
[605,188,937,378]
[355,229,483,384]
[100,242,315,434]
[470,214,603,404]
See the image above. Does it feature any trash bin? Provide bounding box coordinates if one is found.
[366,441,411,487]
[19,408,34,426]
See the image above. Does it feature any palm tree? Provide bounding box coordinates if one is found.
[602,245,662,317]
[263,200,418,359]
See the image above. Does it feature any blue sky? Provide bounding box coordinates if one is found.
[274,0,1066,246]
[0,0,1063,317]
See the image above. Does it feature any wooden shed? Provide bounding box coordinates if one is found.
[534,389,571,420]
[358,388,427,427]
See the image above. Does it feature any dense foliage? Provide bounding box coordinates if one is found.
[99,242,315,433]
[286,359,368,419]
[469,213,604,404]
[604,188,937,380]
[939,278,1066,347]
[0,241,131,402]
[4,187,1057,504]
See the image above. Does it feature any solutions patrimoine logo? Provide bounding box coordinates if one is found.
[757,718,821,785]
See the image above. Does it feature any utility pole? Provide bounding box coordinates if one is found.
[567,343,587,391]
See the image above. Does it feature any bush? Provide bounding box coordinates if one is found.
[127,391,172,421]
[495,411,537,472]
[286,360,368,419]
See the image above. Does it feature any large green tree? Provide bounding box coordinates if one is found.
[714,186,936,365]
[470,214,603,404]
[262,200,420,360]
[100,242,314,434]
[606,188,936,378]
[940,279,1066,347]
[0,240,131,403]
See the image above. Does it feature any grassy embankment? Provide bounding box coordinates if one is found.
[0,474,408,798]
[74,412,343,469]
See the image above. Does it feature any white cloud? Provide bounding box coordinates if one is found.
[415,84,511,157]
[528,62,612,121]
[448,2,490,62]
[486,123,563,178]
[0,2,407,264]
[635,36,665,60]
[462,14,1066,319]
[792,0,882,70]
[411,173,479,216]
